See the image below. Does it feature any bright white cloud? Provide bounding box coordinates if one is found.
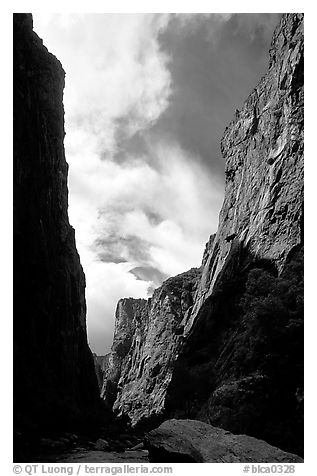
[33,14,224,354]
[99,142,223,276]
[35,13,172,155]
[84,257,149,354]
[77,142,223,342]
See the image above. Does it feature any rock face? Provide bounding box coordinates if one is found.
[14,13,101,436]
[102,13,304,456]
[145,420,303,463]
[184,12,304,335]
[93,354,111,390]
[101,268,200,425]
[163,13,304,456]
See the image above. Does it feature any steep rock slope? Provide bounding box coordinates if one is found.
[102,269,200,425]
[103,13,303,455]
[93,353,111,389]
[14,13,101,437]
[184,12,304,335]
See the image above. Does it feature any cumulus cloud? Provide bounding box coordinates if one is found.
[129,266,169,288]
[83,257,149,354]
[74,138,223,354]
[91,141,223,275]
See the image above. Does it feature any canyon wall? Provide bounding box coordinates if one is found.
[164,14,303,455]
[183,12,304,335]
[14,13,101,436]
[102,13,304,456]
[93,353,111,389]
[101,268,200,425]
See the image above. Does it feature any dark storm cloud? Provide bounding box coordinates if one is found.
[129,266,169,286]
[96,251,128,264]
[94,234,152,265]
[144,209,163,226]
[140,13,282,177]
[113,128,149,164]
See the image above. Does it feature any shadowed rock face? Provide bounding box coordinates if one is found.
[93,354,111,389]
[103,13,303,456]
[13,13,101,436]
[145,420,303,463]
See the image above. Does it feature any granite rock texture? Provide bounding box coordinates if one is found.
[14,13,101,435]
[102,13,304,455]
[101,269,200,425]
[145,420,303,463]
[93,354,111,390]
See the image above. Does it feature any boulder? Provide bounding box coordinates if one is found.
[145,420,303,463]
[95,439,110,451]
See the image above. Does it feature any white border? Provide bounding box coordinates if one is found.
[2,2,315,473]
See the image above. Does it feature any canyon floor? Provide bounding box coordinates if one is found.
[38,448,149,463]
[15,429,150,463]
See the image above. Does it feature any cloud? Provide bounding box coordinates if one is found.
[94,235,152,265]
[79,139,223,354]
[129,266,169,288]
[170,13,280,46]
[91,141,223,275]
[67,135,223,354]
[150,13,281,178]
[35,13,172,157]
[84,258,149,354]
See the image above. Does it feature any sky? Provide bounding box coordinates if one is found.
[33,13,281,355]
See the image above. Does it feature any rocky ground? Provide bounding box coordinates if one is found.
[16,429,149,463]
[16,419,303,463]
